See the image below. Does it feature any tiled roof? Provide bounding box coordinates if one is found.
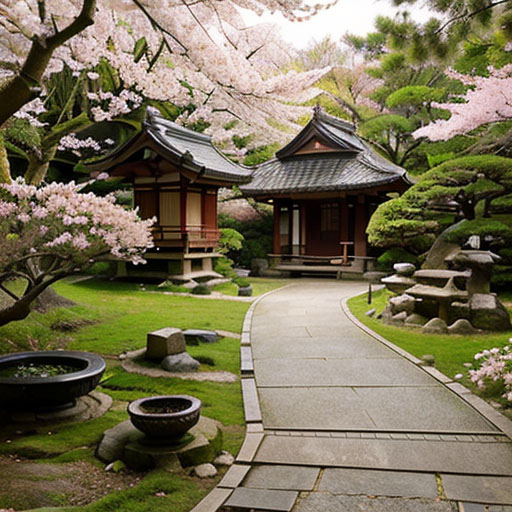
[241,108,409,195]
[92,108,252,184]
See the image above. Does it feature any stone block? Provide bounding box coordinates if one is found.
[470,293,512,331]
[389,294,415,315]
[183,329,218,345]
[394,262,416,276]
[146,327,186,360]
[421,317,448,334]
[449,301,470,323]
[405,313,427,326]
[392,311,408,323]
[161,352,200,372]
[448,319,477,335]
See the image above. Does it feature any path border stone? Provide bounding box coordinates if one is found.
[340,290,512,441]
[189,284,292,512]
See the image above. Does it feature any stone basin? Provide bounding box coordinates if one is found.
[128,395,201,439]
[0,351,106,410]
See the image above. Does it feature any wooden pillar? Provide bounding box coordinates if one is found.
[340,198,349,245]
[354,195,367,257]
[300,203,306,255]
[273,202,281,254]
[180,175,188,251]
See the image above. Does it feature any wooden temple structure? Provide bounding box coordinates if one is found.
[241,107,411,274]
[93,108,251,280]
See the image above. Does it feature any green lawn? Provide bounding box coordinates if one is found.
[347,288,512,388]
[0,275,285,511]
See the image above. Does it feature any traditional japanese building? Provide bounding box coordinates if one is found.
[240,107,411,273]
[93,108,251,280]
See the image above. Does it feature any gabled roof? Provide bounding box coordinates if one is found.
[92,108,252,184]
[241,107,410,196]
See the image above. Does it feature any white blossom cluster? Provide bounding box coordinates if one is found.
[1,0,333,147]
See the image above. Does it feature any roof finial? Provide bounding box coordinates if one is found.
[313,104,322,118]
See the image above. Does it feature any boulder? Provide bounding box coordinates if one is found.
[405,313,427,326]
[193,463,217,478]
[146,327,186,360]
[377,305,393,323]
[448,319,477,335]
[470,293,512,331]
[365,308,376,317]
[389,294,415,315]
[392,311,408,323]
[161,352,200,372]
[184,329,218,345]
[182,280,199,290]
[449,301,470,322]
[393,263,416,276]
[421,317,448,334]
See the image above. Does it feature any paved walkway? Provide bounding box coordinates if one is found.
[212,280,512,512]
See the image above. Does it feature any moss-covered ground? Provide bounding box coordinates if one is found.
[0,276,286,511]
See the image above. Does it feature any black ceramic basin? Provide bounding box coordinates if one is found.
[128,395,201,439]
[0,350,106,410]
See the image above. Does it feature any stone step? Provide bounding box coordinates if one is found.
[221,488,298,511]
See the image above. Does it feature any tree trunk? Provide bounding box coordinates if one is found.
[0,295,35,327]
[33,287,76,313]
[25,146,58,185]
[0,134,11,184]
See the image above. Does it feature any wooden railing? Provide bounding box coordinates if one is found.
[151,225,220,248]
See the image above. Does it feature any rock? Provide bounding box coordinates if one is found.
[470,293,512,331]
[238,286,253,297]
[422,222,462,270]
[421,317,448,334]
[213,451,234,467]
[449,301,470,322]
[377,305,393,322]
[96,420,142,463]
[448,319,477,335]
[405,313,427,326]
[193,463,217,478]
[251,258,269,277]
[392,311,408,323]
[161,352,200,372]
[183,329,218,345]
[393,263,416,276]
[204,278,230,288]
[420,354,435,366]
[182,280,199,290]
[146,327,186,360]
[118,353,127,360]
[389,294,415,315]
[365,308,376,317]
[105,462,114,472]
[381,275,416,294]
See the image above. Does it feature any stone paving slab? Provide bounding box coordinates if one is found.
[293,493,457,512]
[251,336,399,360]
[442,475,512,505]
[318,468,438,498]
[218,464,251,489]
[461,503,512,512]
[254,358,437,388]
[353,386,497,433]
[223,487,298,511]
[258,387,375,430]
[242,465,320,491]
[253,435,512,475]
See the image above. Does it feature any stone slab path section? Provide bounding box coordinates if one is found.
[213,279,512,512]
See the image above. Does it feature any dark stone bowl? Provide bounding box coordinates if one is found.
[0,351,106,410]
[128,395,201,439]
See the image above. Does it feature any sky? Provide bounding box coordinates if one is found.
[241,0,436,49]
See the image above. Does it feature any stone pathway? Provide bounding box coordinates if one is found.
[192,279,512,512]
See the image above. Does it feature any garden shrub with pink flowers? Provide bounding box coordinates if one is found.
[470,344,512,404]
[0,179,154,326]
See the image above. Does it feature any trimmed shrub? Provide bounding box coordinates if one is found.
[377,248,419,270]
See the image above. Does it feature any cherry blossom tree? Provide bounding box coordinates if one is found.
[413,65,512,142]
[0,0,336,183]
[0,179,153,326]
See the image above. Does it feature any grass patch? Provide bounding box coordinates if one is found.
[347,288,512,380]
